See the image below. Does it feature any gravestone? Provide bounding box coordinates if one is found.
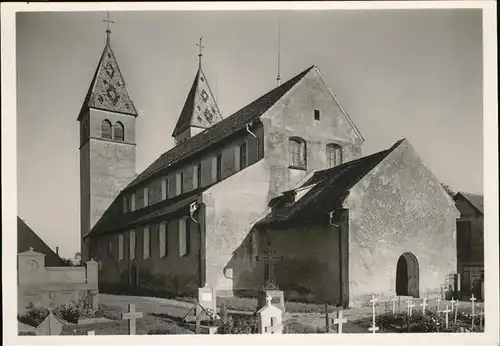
[121,304,143,335]
[36,310,67,335]
[256,246,285,313]
[197,284,216,318]
[257,295,283,334]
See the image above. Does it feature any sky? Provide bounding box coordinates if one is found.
[16,9,483,258]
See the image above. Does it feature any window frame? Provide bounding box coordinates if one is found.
[159,222,168,258]
[326,143,343,168]
[216,154,223,181]
[114,121,125,141]
[288,137,307,170]
[101,119,112,139]
[240,142,247,169]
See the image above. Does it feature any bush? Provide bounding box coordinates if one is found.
[217,315,258,334]
[18,302,80,326]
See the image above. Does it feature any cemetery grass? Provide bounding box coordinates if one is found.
[211,296,338,314]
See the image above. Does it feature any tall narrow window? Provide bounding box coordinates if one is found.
[101,120,112,139]
[289,137,307,169]
[216,154,222,181]
[114,122,124,141]
[129,230,136,260]
[314,109,321,121]
[159,222,168,258]
[196,163,202,189]
[179,218,190,257]
[179,172,184,194]
[326,143,343,168]
[143,226,150,259]
[161,179,168,200]
[118,234,124,261]
[240,142,247,169]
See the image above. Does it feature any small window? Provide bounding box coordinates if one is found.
[130,193,136,211]
[326,143,343,168]
[118,234,124,261]
[114,122,124,141]
[216,154,222,181]
[240,142,247,169]
[143,187,149,207]
[314,109,320,121]
[179,172,184,194]
[123,196,128,213]
[101,120,112,139]
[159,222,168,258]
[161,179,168,200]
[289,137,307,169]
[143,226,150,259]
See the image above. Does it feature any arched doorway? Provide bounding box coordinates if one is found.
[395,252,419,298]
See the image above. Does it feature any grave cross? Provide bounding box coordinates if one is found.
[442,304,451,330]
[256,244,283,289]
[121,304,143,335]
[454,301,459,327]
[391,296,398,314]
[368,295,379,333]
[450,297,456,312]
[420,295,428,316]
[470,294,476,330]
[333,309,347,334]
[406,298,415,317]
[436,297,442,312]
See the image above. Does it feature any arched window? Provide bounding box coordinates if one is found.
[114,122,124,141]
[101,119,112,139]
[326,143,343,168]
[289,137,307,169]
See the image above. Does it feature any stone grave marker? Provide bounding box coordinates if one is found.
[257,295,283,334]
[420,295,428,316]
[333,309,347,334]
[121,303,143,335]
[36,310,67,336]
[443,304,451,329]
[450,297,456,312]
[406,298,415,317]
[198,284,216,317]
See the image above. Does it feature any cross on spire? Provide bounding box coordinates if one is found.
[103,11,114,44]
[197,37,205,67]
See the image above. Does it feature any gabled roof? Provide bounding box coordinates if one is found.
[256,139,405,227]
[124,65,315,191]
[77,33,137,121]
[455,192,484,215]
[172,65,223,137]
[17,217,64,266]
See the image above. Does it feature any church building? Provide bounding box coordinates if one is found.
[79,28,459,306]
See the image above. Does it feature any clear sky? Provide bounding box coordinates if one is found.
[16,9,483,258]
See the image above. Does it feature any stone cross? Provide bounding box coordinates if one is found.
[256,245,283,289]
[333,309,347,334]
[121,304,143,335]
[436,297,442,312]
[470,294,476,330]
[450,297,456,312]
[406,298,415,317]
[391,296,398,314]
[87,330,95,335]
[442,304,451,330]
[369,295,378,333]
[420,295,428,316]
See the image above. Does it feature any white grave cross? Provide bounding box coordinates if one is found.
[333,309,347,334]
[450,297,456,312]
[391,296,398,314]
[420,295,428,316]
[121,304,143,335]
[406,298,415,317]
[470,294,476,330]
[442,304,451,329]
[436,297,442,312]
[369,295,379,333]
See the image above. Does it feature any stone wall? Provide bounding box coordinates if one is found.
[18,249,99,314]
[344,140,459,305]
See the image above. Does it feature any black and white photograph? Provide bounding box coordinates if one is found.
[2,1,498,344]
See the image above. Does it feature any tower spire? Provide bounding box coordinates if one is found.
[196,37,205,68]
[276,20,281,87]
[103,11,114,44]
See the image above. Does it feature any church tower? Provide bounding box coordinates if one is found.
[78,26,138,261]
[172,37,223,145]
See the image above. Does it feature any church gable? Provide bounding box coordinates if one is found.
[78,37,137,121]
[261,66,364,146]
